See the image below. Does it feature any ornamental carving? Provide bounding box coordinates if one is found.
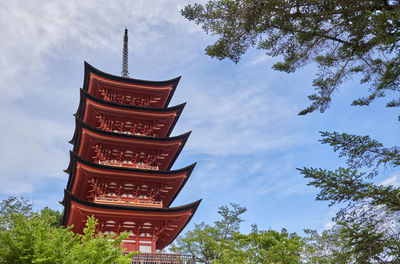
[99,88,160,107]
[87,177,166,207]
[92,144,167,170]
[96,115,162,137]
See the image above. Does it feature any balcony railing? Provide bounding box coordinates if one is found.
[130,253,196,264]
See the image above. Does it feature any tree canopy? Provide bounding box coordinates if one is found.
[299,132,400,263]
[181,0,400,117]
[182,1,400,263]
[0,197,134,264]
[171,203,303,264]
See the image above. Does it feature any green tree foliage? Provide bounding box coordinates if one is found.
[299,132,400,211]
[214,227,303,264]
[214,203,247,240]
[171,203,247,263]
[0,197,134,264]
[181,0,400,116]
[182,1,400,262]
[0,196,32,231]
[302,228,354,264]
[299,132,400,263]
[171,203,303,263]
[39,206,63,227]
[303,209,400,264]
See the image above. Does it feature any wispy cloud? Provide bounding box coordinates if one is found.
[0,0,201,101]
[0,108,70,194]
[180,152,310,201]
[244,54,272,67]
[175,82,304,155]
[381,173,400,188]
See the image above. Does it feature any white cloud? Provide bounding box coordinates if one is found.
[381,173,400,188]
[322,208,338,230]
[181,152,309,200]
[244,54,272,67]
[0,108,70,194]
[176,83,304,155]
[0,0,201,101]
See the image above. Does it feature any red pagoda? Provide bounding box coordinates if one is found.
[61,30,200,257]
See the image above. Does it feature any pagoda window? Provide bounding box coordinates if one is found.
[140,232,152,237]
[123,221,135,229]
[139,245,152,253]
[106,220,116,228]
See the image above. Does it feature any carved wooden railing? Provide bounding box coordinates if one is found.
[92,144,162,170]
[130,253,196,264]
[99,88,161,107]
[96,115,162,137]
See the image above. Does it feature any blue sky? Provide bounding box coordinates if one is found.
[1,0,399,236]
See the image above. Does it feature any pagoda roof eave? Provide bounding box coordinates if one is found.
[62,189,201,219]
[75,88,186,116]
[62,190,201,249]
[65,150,196,176]
[64,151,196,207]
[83,62,181,108]
[70,118,190,170]
[74,89,185,137]
[70,117,191,146]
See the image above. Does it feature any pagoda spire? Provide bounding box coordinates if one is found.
[121,28,129,77]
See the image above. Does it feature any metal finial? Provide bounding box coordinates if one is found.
[121,28,129,77]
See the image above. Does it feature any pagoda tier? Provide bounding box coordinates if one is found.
[70,118,190,171]
[74,90,185,138]
[62,190,201,252]
[64,151,196,208]
[83,62,180,108]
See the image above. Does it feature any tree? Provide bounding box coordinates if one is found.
[171,203,303,263]
[181,1,400,262]
[299,132,400,263]
[303,206,400,264]
[214,227,303,264]
[0,197,134,264]
[171,203,247,263]
[302,228,354,264]
[0,196,32,231]
[39,206,63,227]
[181,0,400,117]
[214,203,247,240]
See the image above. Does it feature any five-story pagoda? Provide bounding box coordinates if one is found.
[61,29,200,255]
